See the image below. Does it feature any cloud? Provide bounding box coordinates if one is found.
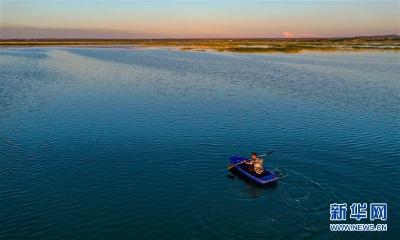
[282,32,295,38]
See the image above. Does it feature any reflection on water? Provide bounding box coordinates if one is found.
[1,47,399,239]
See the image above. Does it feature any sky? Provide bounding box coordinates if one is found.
[0,0,399,39]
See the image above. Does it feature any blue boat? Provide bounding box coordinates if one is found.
[229,155,279,185]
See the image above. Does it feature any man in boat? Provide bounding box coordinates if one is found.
[245,152,264,175]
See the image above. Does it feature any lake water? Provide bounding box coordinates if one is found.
[1,47,399,239]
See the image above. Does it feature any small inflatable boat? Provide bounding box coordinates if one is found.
[229,155,279,185]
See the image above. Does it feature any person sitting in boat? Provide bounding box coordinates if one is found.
[245,152,264,175]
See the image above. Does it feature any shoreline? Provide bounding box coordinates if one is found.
[1,39,399,54]
[1,45,399,55]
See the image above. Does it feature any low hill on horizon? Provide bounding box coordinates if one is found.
[1,34,399,41]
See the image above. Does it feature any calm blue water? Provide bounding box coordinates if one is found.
[1,47,399,239]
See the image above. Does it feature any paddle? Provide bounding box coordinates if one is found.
[227,150,274,170]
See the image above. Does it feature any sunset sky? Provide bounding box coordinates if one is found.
[1,0,399,39]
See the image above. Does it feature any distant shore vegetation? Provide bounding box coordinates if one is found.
[1,35,399,53]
